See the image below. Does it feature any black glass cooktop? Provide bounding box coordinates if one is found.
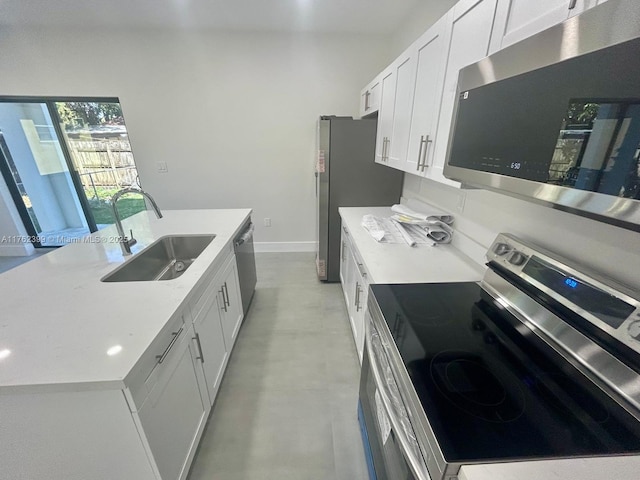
[370,282,640,463]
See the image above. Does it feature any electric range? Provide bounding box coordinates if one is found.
[358,233,640,480]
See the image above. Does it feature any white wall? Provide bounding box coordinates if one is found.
[0,26,391,251]
[403,174,640,291]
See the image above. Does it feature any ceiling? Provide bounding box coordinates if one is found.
[0,0,449,34]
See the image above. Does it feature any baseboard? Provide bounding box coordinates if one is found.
[254,242,316,253]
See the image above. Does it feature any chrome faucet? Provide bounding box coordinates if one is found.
[111,187,163,255]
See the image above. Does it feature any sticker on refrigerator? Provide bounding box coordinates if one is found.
[375,389,391,445]
[317,150,325,173]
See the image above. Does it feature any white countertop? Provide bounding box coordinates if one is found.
[339,207,485,284]
[0,209,251,393]
[459,456,640,480]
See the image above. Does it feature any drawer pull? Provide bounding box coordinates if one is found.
[156,326,184,364]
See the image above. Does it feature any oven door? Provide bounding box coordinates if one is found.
[359,311,430,480]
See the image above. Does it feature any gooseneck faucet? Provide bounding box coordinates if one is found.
[111,187,163,255]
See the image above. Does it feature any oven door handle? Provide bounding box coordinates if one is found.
[366,327,430,480]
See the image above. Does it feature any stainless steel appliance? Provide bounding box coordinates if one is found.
[443,0,640,232]
[359,233,640,480]
[315,116,403,282]
[234,219,256,315]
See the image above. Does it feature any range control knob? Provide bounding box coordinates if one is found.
[628,320,640,341]
[493,242,511,256]
[508,251,528,266]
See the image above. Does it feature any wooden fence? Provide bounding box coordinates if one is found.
[67,138,139,194]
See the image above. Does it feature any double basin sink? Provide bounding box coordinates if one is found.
[102,234,216,282]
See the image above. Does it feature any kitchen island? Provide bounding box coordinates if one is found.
[0,208,252,480]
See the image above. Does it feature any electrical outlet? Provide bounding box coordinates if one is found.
[156,161,168,173]
[264,218,271,227]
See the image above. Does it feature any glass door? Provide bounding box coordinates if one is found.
[0,98,144,247]
[0,102,94,247]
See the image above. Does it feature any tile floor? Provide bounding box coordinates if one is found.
[187,252,369,480]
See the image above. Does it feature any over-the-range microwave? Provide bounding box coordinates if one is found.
[443,0,640,232]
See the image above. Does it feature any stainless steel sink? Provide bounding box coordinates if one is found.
[101,234,216,282]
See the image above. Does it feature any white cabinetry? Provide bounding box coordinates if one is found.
[365,0,499,186]
[431,0,499,185]
[136,318,209,480]
[491,0,599,52]
[360,76,381,117]
[404,13,451,176]
[190,248,243,404]
[216,255,243,351]
[339,223,369,363]
[374,67,396,165]
[386,50,417,170]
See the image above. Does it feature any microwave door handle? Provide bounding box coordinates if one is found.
[365,331,429,479]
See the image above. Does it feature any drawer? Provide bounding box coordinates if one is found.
[128,311,187,409]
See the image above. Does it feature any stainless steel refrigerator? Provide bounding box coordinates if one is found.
[315,116,403,282]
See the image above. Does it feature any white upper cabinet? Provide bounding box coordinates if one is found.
[360,76,381,117]
[491,0,600,53]
[374,67,397,165]
[404,13,451,176]
[387,50,418,169]
[430,0,499,186]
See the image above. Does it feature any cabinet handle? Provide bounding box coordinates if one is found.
[568,0,578,9]
[416,136,425,171]
[385,138,390,162]
[420,135,432,172]
[156,326,184,364]
[355,282,362,312]
[223,282,230,308]
[193,333,205,364]
[342,225,349,235]
[219,288,228,312]
[342,241,346,261]
[357,262,367,278]
[365,90,370,110]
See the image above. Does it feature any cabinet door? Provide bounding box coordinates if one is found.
[218,257,243,352]
[138,324,208,480]
[192,286,228,405]
[352,261,368,364]
[431,0,499,186]
[374,67,397,165]
[387,50,417,169]
[405,14,450,176]
[496,0,572,50]
[569,0,599,16]
[360,77,382,117]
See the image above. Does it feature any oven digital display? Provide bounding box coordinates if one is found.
[523,256,634,329]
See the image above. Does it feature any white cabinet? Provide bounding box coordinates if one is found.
[386,50,417,170]
[136,317,209,480]
[404,13,451,176]
[374,49,418,170]
[374,67,396,165]
[191,274,228,405]
[217,255,243,352]
[431,0,499,186]
[190,250,243,404]
[360,76,381,117]
[491,0,599,52]
[339,223,369,363]
[364,0,499,186]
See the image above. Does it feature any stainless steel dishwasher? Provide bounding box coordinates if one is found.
[234,219,257,315]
